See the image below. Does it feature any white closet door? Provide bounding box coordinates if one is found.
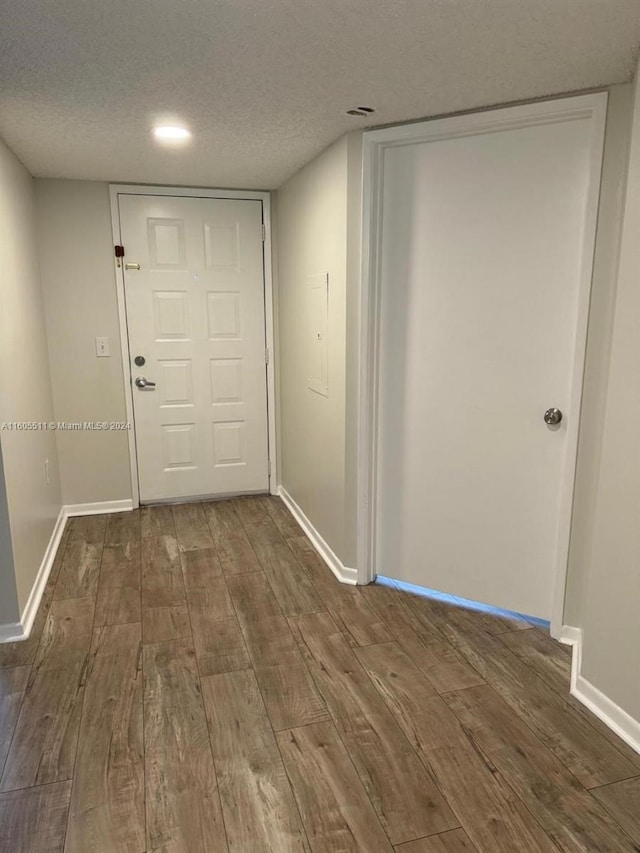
[375,98,605,619]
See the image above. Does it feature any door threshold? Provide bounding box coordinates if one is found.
[376,575,551,629]
[140,489,270,507]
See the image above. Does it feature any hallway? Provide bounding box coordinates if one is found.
[0,496,639,852]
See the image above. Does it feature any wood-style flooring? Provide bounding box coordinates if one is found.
[1,495,639,852]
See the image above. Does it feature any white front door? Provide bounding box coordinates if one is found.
[119,194,269,503]
[374,96,606,620]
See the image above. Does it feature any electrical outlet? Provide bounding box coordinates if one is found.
[44,458,50,485]
[95,336,110,357]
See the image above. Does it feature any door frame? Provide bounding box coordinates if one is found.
[356,92,608,636]
[109,184,278,508]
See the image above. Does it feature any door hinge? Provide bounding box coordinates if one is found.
[114,245,125,268]
[268,459,272,476]
[262,224,266,242]
[265,347,270,365]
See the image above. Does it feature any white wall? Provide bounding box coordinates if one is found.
[0,138,62,620]
[275,137,349,562]
[36,180,131,506]
[573,65,640,724]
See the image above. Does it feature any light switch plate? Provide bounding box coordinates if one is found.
[95,336,110,357]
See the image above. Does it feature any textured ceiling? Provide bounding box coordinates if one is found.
[1,0,640,189]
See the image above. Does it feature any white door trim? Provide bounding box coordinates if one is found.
[109,184,278,508]
[357,92,608,636]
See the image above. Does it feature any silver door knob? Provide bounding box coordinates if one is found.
[544,408,563,425]
[135,376,156,390]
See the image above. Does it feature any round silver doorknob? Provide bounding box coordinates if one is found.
[544,408,563,425]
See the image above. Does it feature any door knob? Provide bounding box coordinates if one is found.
[135,376,156,390]
[544,407,563,425]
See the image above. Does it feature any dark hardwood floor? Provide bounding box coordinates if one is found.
[1,495,639,852]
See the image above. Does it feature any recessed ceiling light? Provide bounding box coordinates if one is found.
[346,106,375,117]
[153,125,191,141]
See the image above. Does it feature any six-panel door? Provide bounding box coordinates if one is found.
[119,194,269,502]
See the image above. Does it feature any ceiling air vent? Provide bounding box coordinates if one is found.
[346,106,375,116]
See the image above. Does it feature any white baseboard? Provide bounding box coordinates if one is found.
[277,486,357,585]
[65,499,134,516]
[575,672,640,756]
[559,625,582,646]
[0,506,67,643]
[559,624,582,691]
[0,499,134,643]
[562,624,640,756]
[19,506,68,638]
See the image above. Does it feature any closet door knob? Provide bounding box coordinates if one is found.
[544,408,562,425]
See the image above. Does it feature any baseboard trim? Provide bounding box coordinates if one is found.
[277,486,357,585]
[65,499,134,516]
[562,624,640,756]
[0,506,68,643]
[0,498,134,643]
[575,672,640,756]
[559,625,582,646]
[20,506,68,638]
